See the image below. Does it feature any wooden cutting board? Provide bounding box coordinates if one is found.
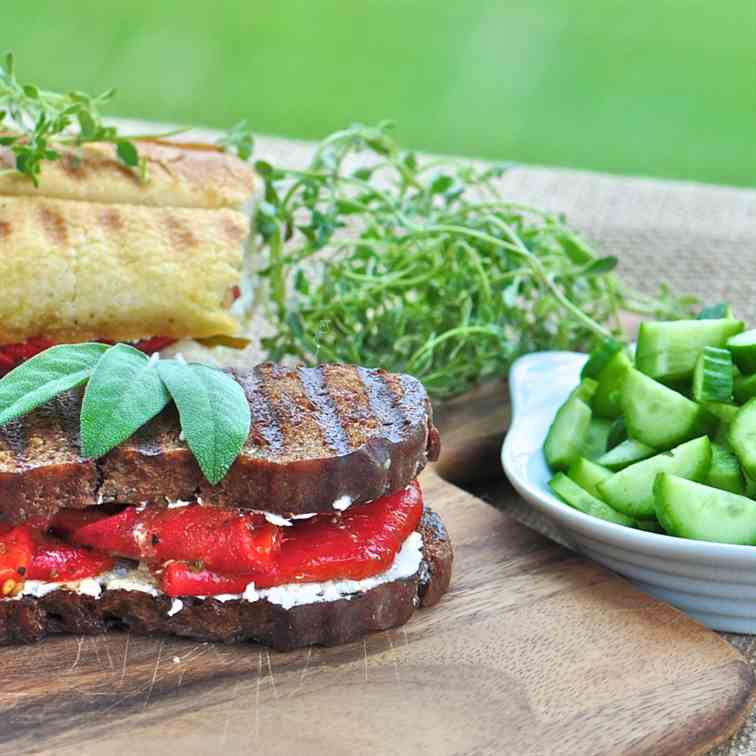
[2,470,751,756]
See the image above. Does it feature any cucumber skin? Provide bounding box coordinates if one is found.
[583,418,612,461]
[544,397,592,472]
[654,473,756,544]
[727,328,756,374]
[636,319,744,381]
[596,439,656,471]
[592,351,632,419]
[622,369,710,450]
[581,339,624,380]
[549,473,636,527]
[567,457,612,499]
[707,443,745,495]
[734,373,756,404]
[597,436,711,518]
[729,399,756,480]
[692,347,733,403]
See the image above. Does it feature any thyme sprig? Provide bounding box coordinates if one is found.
[0,53,253,185]
[255,122,695,399]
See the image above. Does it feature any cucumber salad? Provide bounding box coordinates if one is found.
[545,304,756,545]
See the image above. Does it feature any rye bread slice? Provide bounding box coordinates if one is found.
[0,363,441,524]
[0,509,452,651]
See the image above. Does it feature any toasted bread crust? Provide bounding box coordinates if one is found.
[0,509,452,650]
[0,365,441,523]
[0,195,246,345]
[0,140,256,211]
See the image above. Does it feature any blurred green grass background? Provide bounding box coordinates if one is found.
[6,1,755,186]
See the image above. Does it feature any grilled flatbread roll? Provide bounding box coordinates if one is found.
[0,195,247,345]
[0,140,256,211]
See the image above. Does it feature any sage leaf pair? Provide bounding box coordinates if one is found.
[0,342,252,486]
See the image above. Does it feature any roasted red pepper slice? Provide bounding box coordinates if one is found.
[28,538,116,582]
[52,505,280,574]
[0,337,176,376]
[0,525,36,596]
[161,481,424,597]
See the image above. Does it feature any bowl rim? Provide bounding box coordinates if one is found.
[501,350,756,567]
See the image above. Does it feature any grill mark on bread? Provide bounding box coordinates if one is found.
[39,205,68,245]
[55,393,85,458]
[357,368,408,444]
[222,216,247,244]
[98,208,124,233]
[321,365,379,451]
[240,367,285,453]
[297,366,351,456]
[163,212,197,250]
[0,418,28,472]
[255,364,331,458]
[0,220,11,240]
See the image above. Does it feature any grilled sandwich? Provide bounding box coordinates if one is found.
[0,141,257,373]
[0,364,452,650]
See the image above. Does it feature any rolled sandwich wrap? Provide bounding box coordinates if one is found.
[0,195,247,345]
[0,140,256,211]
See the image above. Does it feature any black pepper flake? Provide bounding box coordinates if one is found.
[151,534,160,546]
[16,566,26,576]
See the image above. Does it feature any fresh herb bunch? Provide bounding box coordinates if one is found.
[254,123,695,399]
[0,344,250,485]
[0,53,254,185]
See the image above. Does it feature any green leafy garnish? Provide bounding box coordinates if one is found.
[0,343,108,426]
[256,122,696,399]
[0,53,254,185]
[158,361,251,484]
[80,344,171,459]
[216,119,254,161]
[0,343,253,484]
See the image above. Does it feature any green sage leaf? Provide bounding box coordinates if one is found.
[0,343,108,426]
[80,344,170,459]
[157,360,250,485]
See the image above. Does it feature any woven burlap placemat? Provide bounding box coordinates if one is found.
[255,135,756,754]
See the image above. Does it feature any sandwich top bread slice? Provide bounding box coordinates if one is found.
[0,140,257,211]
[0,362,452,650]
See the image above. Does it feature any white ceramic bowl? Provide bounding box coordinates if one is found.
[502,350,756,633]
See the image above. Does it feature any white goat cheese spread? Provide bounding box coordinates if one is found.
[11,532,424,612]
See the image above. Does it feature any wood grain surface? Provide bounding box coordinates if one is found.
[2,470,752,756]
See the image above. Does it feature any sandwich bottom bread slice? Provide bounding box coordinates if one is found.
[0,363,452,650]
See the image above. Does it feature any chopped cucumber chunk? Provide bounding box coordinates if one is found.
[596,438,656,470]
[734,373,756,404]
[654,473,756,544]
[569,377,598,403]
[544,396,592,471]
[567,457,612,499]
[692,347,733,403]
[698,303,734,320]
[591,350,632,419]
[549,473,636,527]
[622,368,710,449]
[727,328,756,374]
[597,436,711,518]
[707,443,745,495]
[607,416,627,449]
[702,401,739,424]
[583,418,612,461]
[581,339,624,380]
[636,318,744,381]
[729,399,756,480]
